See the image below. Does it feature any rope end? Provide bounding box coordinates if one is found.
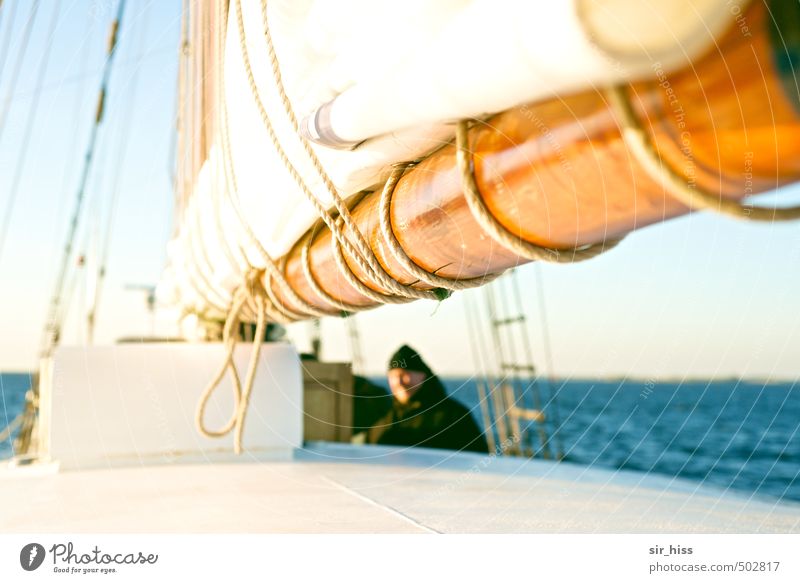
[433,288,452,301]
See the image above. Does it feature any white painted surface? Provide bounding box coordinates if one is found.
[2,444,798,533]
[41,343,303,469]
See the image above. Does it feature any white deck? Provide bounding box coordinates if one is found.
[2,443,798,533]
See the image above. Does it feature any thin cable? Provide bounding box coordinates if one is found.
[0,0,62,265]
[2,46,175,105]
[88,8,151,341]
[463,291,497,453]
[509,268,552,458]
[532,262,564,459]
[0,0,41,144]
[41,0,128,357]
[51,229,90,348]
[0,0,18,85]
[44,10,95,311]
[483,283,512,450]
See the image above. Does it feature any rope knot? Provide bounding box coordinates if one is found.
[244,268,265,291]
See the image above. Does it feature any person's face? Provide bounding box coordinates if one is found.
[387,368,427,404]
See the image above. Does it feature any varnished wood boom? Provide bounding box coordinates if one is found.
[268,0,800,315]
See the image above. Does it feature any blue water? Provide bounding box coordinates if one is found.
[374,376,800,503]
[2,372,798,503]
[0,372,33,458]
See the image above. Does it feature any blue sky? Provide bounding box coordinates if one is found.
[0,0,799,379]
[0,0,178,370]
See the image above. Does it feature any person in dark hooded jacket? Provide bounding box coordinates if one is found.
[366,345,488,454]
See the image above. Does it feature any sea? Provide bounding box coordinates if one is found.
[440,376,800,504]
[2,372,798,503]
[1,373,33,458]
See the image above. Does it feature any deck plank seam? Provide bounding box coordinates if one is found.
[320,475,440,534]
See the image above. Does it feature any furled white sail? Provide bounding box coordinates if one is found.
[161,0,741,326]
[300,0,745,147]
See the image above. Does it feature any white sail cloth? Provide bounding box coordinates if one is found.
[160,0,741,324]
[301,0,747,147]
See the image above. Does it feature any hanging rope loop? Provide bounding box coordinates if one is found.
[194,270,269,454]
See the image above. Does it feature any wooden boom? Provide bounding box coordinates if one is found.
[267,0,800,315]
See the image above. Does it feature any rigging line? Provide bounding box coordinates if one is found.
[2,45,176,104]
[88,5,151,341]
[171,0,189,221]
[455,119,621,263]
[344,315,364,374]
[43,211,92,351]
[0,0,41,144]
[53,231,90,346]
[0,2,4,82]
[532,262,564,459]
[495,274,527,453]
[473,289,507,451]
[45,9,96,274]
[40,0,128,357]
[462,291,497,453]
[36,9,96,355]
[507,268,551,458]
[167,61,178,190]
[0,0,17,84]
[483,283,511,449]
[0,0,62,266]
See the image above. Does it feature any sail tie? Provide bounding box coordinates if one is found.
[455,120,622,263]
[300,218,367,315]
[379,163,503,292]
